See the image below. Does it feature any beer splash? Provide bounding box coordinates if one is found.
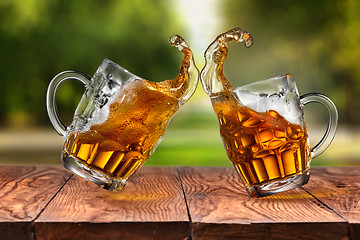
[201,27,254,95]
[64,35,199,191]
[201,28,309,197]
[148,34,199,104]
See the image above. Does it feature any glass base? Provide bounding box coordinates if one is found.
[62,152,127,191]
[245,170,310,198]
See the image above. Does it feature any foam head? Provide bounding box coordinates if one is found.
[73,59,140,132]
[233,74,304,125]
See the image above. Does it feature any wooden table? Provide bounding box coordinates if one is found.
[0,166,359,240]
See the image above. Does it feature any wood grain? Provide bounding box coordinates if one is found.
[1,165,359,239]
[34,166,190,240]
[303,167,360,240]
[0,165,72,240]
[179,167,348,240]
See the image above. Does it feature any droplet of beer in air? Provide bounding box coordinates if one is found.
[221,28,254,48]
[243,33,254,48]
[169,34,190,51]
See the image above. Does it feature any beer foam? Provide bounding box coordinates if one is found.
[80,90,118,133]
[80,77,138,133]
[233,89,304,125]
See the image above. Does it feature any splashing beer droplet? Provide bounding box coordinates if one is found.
[169,34,190,51]
[222,27,254,47]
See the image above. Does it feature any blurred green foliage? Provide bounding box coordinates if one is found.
[0,0,359,167]
[1,0,359,127]
[223,0,360,125]
[0,0,183,126]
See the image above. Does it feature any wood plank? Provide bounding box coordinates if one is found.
[179,167,349,240]
[302,167,360,240]
[0,165,72,240]
[34,166,190,240]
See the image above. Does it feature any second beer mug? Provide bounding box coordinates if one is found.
[46,35,199,191]
[201,28,338,198]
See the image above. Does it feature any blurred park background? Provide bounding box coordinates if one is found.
[0,0,359,166]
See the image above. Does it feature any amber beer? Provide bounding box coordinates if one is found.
[211,93,309,188]
[64,80,180,180]
[46,34,199,191]
[200,28,337,197]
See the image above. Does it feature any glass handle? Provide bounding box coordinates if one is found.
[46,70,91,138]
[300,93,338,158]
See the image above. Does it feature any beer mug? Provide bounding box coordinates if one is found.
[46,35,199,191]
[201,28,338,198]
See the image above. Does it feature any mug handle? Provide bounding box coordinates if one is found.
[46,70,91,138]
[300,93,338,158]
